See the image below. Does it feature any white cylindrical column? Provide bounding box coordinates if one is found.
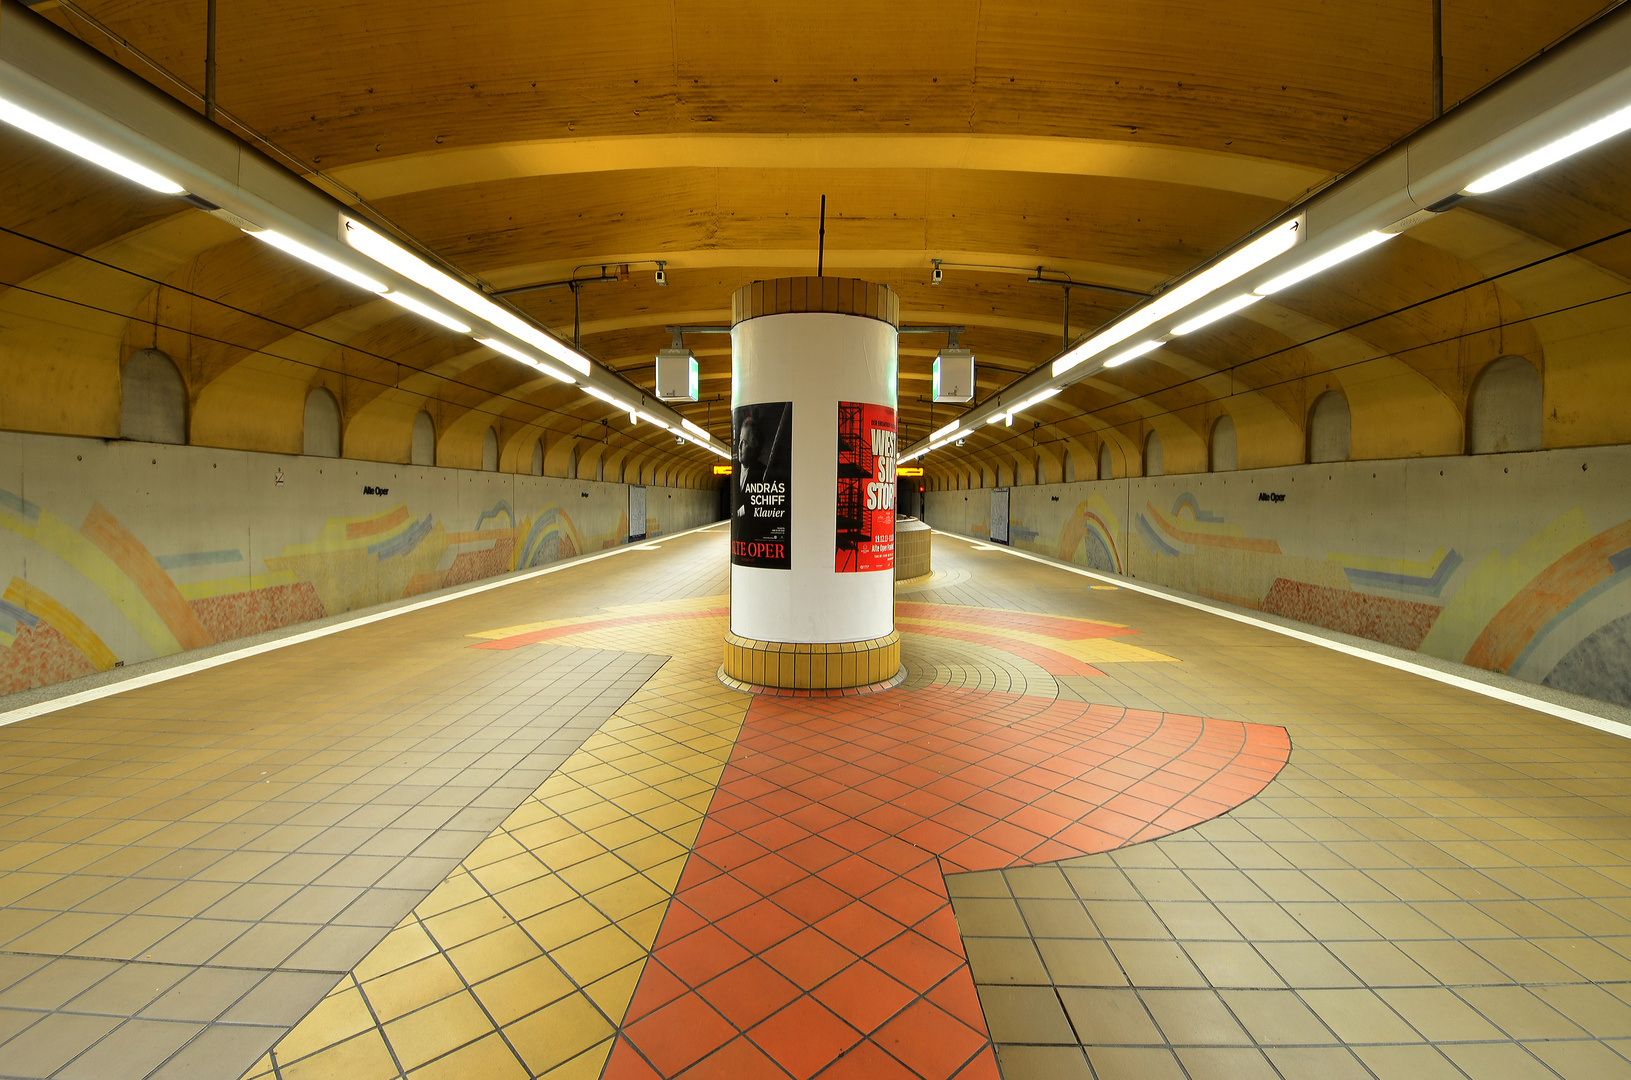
[722,278,902,690]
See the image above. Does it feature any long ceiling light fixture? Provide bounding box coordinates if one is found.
[1172,293,1264,335]
[1102,340,1165,369]
[343,219,592,376]
[381,291,471,333]
[1053,218,1302,378]
[1254,230,1395,295]
[0,95,183,194]
[476,337,572,382]
[249,229,388,294]
[1465,101,1631,194]
[1006,387,1062,421]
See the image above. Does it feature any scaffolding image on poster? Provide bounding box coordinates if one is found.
[835,401,897,573]
[731,401,792,569]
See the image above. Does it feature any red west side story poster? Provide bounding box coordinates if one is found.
[835,401,897,573]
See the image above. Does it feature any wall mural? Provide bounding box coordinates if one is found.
[0,433,718,696]
[926,445,1631,708]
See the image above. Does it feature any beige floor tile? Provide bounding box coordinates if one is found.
[1300,989,1421,1043]
[1352,1042,1471,1080]
[1141,989,1252,1046]
[1107,940,1208,988]
[993,1045,1093,1080]
[965,936,1051,984]
[1036,938,1128,987]
[1057,988,1164,1045]
[1218,989,1337,1045]
[1082,1045,1187,1080]
[1440,1041,1563,1080]
[976,985,1077,1044]
[1522,1038,1631,1080]
[1173,1046,1279,1080]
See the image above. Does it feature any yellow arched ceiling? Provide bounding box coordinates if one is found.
[1,0,1626,486]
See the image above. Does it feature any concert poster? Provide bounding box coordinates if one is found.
[835,401,896,573]
[730,402,792,569]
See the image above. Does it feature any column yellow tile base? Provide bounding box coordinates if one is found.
[721,630,901,690]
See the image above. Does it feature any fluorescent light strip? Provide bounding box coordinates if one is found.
[1011,387,1062,414]
[1103,339,1163,368]
[1172,293,1263,335]
[1467,101,1631,194]
[0,96,185,194]
[1255,231,1394,295]
[250,229,387,293]
[344,220,591,376]
[681,418,710,439]
[383,292,471,332]
[476,337,572,382]
[636,411,669,430]
[987,414,1007,425]
[1054,217,1301,377]
[931,420,961,441]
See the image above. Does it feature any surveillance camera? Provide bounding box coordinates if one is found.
[931,267,943,286]
[655,267,667,286]
[676,434,684,445]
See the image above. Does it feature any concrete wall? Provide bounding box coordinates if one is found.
[926,444,1631,708]
[0,432,720,695]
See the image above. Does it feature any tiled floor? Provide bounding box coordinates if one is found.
[4,526,1631,1078]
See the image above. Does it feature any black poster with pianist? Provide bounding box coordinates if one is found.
[730,401,792,569]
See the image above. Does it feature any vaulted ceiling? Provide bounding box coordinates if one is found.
[3,0,1628,485]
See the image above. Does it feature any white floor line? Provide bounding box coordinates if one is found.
[0,519,728,730]
[936,529,1631,742]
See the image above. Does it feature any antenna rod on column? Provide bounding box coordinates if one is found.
[205,0,217,122]
[1432,0,1443,118]
[818,195,826,277]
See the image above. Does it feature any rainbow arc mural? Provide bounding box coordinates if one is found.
[0,435,715,696]
[928,448,1631,708]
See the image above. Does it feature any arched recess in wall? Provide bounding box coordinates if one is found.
[1467,356,1543,454]
[482,428,499,471]
[567,442,579,480]
[303,388,341,458]
[1145,431,1164,477]
[1035,455,1046,486]
[411,411,435,466]
[1099,443,1112,480]
[1063,450,1076,484]
[120,348,187,445]
[596,457,605,482]
[1211,416,1238,472]
[530,440,543,476]
[1308,391,1351,463]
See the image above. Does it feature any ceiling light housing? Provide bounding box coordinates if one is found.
[656,347,700,402]
[933,348,975,402]
[0,95,183,194]
[343,219,592,375]
[1103,340,1164,368]
[383,292,471,333]
[1254,231,1394,295]
[250,229,387,294]
[1172,294,1263,335]
[1053,217,1302,377]
[476,337,572,382]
